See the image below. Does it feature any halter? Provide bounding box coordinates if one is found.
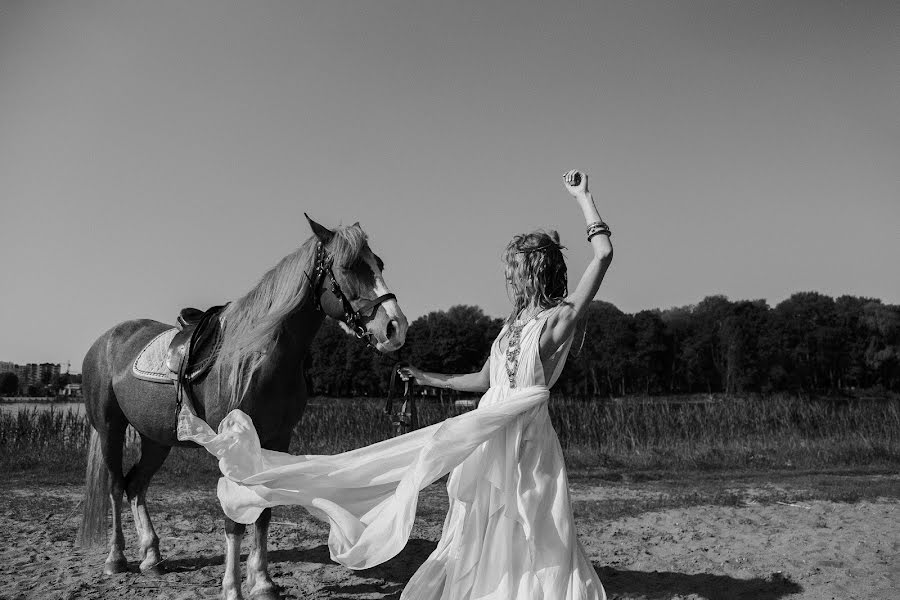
[310,241,397,343]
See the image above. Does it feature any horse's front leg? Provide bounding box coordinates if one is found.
[247,508,279,599]
[222,517,246,600]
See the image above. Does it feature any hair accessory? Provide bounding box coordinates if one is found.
[518,241,566,254]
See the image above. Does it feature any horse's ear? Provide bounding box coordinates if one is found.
[305,213,335,244]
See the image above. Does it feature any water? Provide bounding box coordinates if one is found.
[0,401,86,415]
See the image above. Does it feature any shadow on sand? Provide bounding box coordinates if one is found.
[595,565,802,600]
[164,543,336,571]
[165,541,802,600]
[163,538,436,574]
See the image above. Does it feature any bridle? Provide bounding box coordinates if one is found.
[309,241,397,344]
[309,240,411,433]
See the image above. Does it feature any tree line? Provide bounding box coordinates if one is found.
[307,292,900,398]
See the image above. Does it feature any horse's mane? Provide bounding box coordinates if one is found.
[215,223,369,410]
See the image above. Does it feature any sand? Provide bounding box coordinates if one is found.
[0,476,897,600]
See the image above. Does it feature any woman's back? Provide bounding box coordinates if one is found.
[490,306,575,392]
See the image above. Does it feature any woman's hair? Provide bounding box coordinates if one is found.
[503,230,568,327]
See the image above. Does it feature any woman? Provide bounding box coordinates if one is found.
[396,169,613,599]
[178,169,613,599]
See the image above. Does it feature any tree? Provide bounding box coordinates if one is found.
[567,301,635,397]
[681,295,734,393]
[306,292,900,397]
[718,300,769,393]
[631,310,670,394]
[406,305,501,376]
[660,305,694,393]
[833,295,877,389]
[0,372,18,396]
[860,301,900,389]
[770,292,840,392]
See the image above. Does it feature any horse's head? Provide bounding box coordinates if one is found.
[306,215,408,352]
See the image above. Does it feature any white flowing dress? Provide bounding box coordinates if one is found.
[178,306,606,600]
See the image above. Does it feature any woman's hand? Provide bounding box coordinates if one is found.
[564,169,589,197]
[398,365,424,382]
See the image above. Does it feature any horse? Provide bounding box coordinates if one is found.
[76,216,408,600]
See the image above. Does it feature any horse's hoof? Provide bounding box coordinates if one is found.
[103,557,129,575]
[249,588,281,600]
[140,561,165,576]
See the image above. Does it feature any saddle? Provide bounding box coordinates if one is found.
[165,305,226,412]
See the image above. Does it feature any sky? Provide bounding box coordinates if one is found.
[1,0,898,369]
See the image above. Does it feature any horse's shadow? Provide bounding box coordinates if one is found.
[166,542,803,600]
[164,543,335,572]
[163,538,435,574]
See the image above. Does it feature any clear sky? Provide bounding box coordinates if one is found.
[1,1,898,369]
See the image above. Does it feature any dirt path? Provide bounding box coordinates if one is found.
[1,475,897,600]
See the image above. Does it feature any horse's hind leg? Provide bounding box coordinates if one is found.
[125,434,171,574]
[101,420,129,574]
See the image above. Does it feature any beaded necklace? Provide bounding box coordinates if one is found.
[504,310,538,388]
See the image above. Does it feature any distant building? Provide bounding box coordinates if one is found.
[0,361,64,395]
[20,363,40,387]
[40,363,61,385]
[61,383,82,398]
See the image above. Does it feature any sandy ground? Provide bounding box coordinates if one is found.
[0,474,897,600]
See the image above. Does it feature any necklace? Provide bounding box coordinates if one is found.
[505,308,538,388]
[505,321,525,388]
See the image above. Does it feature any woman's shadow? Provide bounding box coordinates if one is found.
[594,564,802,600]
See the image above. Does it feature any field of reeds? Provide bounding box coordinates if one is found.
[0,396,900,473]
[2,394,898,477]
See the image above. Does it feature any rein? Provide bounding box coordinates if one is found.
[383,361,418,436]
[310,241,396,348]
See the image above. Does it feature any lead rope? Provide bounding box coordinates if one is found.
[383,360,418,436]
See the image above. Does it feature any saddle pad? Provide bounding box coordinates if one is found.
[133,328,178,383]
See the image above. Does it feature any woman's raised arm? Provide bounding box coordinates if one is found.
[545,170,614,348]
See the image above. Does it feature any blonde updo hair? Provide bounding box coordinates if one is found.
[503,230,568,327]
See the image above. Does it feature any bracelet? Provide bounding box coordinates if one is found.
[586,220,611,241]
[587,229,611,241]
[585,220,608,235]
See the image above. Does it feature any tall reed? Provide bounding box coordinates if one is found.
[2,395,898,474]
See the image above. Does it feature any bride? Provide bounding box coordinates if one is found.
[179,169,613,599]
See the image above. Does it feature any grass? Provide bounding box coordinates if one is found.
[1,394,898,480]
[290,394,900,473]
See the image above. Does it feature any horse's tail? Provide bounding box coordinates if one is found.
[77,425,109,548]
